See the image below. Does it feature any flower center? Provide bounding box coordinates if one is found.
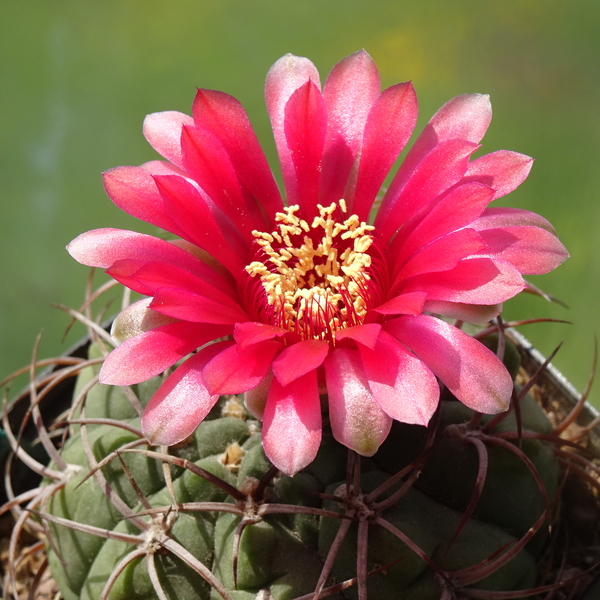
[245,200,375,342]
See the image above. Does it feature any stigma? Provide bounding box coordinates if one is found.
[245,200,375,342]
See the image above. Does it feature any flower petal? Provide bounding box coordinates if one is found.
[373,291,427,316]
[335,323,382,349]
[180,126,256,235]
[234,322,290,348]
[202,339,282,395]
[151,287,249,325]
[324,348,392,456]
[265,54,321,206]
[102,166,180,235]
[67,228,206,272]
[100,322,228,386]
[423,300,502,324]
[386,314,512,414]
[262,372,322,476]
[141,343,224,446]
[476,226,569,275]
[153,174,247,273]
[110,298,176,345]
[284,80,327,219]
[350,81,418,219]
[143,110,194,169]
[377,139,479,241]
[400,256,525,305]
[359,331,439,425]
[464,150,534,200]
[192,89,283,222]
[320,50,381,207]
[272,340,329,387]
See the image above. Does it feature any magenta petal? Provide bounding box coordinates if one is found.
[377,140,479,241]
[386,314,512,414]
[67,228,206,272]
[351,81,418,219]
[324,348,392,456]
[464,150,533,200]
[423,300,502,324]
[265,54,321,206]
[272,340,329,387]
[427,93,492,145]
[477,226,569,275]
[192,89,283,221]
[394,228,486,282]
[107,259,239,308]
[151,287,249,325]
[335,323,382,349]
[143,111,194,169]
[374,292,427,316]
[102,166,180,235]
[320,50,380,206]
[234,322,290,348]
[141,344,224,446]
[359,331,439,426]
[392,182,494,262]
[180,126,255,235]
[99,322,229,386]
[401,257,525,305]
[153,174,247,273]
[262,372,322,476]
[202,340,282,395]
[472,206,558,235]
[284,81,327,219]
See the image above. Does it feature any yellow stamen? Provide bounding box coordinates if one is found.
[246,202,374,341]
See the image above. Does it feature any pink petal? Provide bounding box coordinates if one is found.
[262,372,322,476]
[400,257,525,305]
[376,140,479,241]
[243,370,273,419]
[359,331,439,425]
[151,287,249,325]
[102,166,180,235]
[320,50,381,206]
[202,339,282,395]
[324,348,392,456]
[141,343,224,446]
[110,298,176,345]
[284,80,327,219]
[389,182,495,268]
[335,323,382,349]
[374,291,427,316]
[143,111,194,169]
[234,322,290,348]
[426,93,492,145]
[472,206,558,235]
[192,89,283,222]
[477,226,569,275]
[386,315,512,414]
[423,300,502,324]
[464,150,534,199]
[265,54,321,206]
[180,126,256,235]
[99,322,229,386]
[272,340,329,387]
[393,228,486,283]
[153,174,247,273]
[350,81,418,219]
[67,228,207,272]
[107,259,240,308]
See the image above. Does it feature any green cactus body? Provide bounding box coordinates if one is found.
[44,341,558,599]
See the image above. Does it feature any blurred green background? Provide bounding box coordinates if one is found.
[2,0,599,406]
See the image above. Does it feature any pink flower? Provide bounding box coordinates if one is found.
[68,51,568,476]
